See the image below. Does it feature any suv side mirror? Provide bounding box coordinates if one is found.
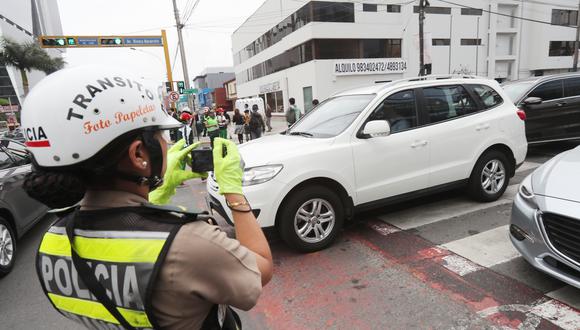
[362,120,391,138]
[522,97,543,106]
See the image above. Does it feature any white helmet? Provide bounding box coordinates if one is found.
[22,65,180,168]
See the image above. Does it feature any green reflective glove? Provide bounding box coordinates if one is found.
[213,138,244,195]
[149,139,208,205]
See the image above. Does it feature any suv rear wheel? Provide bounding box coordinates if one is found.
[278,185,344,253]
[0,217,16,277]
[468,150,510,202]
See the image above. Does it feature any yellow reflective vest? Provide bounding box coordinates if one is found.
[36,204,240,330]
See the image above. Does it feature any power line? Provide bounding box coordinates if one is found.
[438,0,577,29]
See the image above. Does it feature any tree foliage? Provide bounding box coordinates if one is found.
[0,37,65,74]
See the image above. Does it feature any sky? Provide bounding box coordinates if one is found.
[56,0,265,83]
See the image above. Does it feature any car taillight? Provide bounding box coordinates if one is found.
[516,109,526,121]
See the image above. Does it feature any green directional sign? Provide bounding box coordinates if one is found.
[183,88,198,94]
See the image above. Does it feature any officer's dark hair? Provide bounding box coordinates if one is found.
[289,98,295,105]
[23,129,145,209]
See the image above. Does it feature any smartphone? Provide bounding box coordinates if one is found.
[191,144,227,172]
[191,148,213,172]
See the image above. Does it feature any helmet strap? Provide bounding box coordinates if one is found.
[140,130,164,190]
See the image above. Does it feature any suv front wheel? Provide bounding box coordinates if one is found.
[468,150,510,202]
[278,185,344,253]
[0,217,16,277]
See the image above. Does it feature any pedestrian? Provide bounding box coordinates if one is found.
[216,108,229,139]
[249,104,266,140]
[196,108,205,140]
[265,104,273,132]
[205,110,220,148]
[179,108,193,145]
[285,97,301,127]
[22,65,273,330]
[233,108,245,144]
[202,107,209,137]
[168,107,179,141]
[243,109,251,141]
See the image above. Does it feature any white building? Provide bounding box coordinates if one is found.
[232,0,580,113]
[0,0,64,105]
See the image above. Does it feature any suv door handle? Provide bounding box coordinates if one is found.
[556,102,567,107]
[476,124,490,131]
[411,140,428,148]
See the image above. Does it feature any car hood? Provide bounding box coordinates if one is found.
[238,134,334,167]
[532,146,580,202]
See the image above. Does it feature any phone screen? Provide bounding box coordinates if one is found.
[191,148,213,172]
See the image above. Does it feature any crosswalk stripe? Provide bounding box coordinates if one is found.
[441,225,520,268]
[531,300,580,330]
[379,184,518,230]
[516,161,541,173]
[546,286,580,310]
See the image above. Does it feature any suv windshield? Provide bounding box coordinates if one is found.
[288,94,375,138]
[502,81,535,104]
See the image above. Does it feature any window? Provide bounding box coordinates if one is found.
[386,39,402,57]
[461,8,483,16]
[289,95,375,138]
[387,5,401,13]
[461,39,482,46]
[432,39,450,46]
[564,78,580,97]
[0,150,13,170]
[363,4,377,12]
[528,80,563,101]
[423,85,478,123]
[413,6,451,14]
[313,2,355,22]
[552,9,578,26]
[369,90,417,133]
[549,41,575,56]
[316,39,359,59]
[362,39,385,58]
[470,84,503,109]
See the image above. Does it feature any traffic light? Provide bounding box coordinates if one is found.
[41,37,66,47]
[67,38,76,46]
[165,81,172,92]
[177,81,185,94]
[100,37,123,46]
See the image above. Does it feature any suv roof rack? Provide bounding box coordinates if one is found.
[382,74,485,86]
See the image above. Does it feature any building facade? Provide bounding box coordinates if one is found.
[232,0,580,112]
[193,66,235,108]
[0,0,64,107]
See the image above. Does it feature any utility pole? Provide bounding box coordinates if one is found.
[171,0,196,112]
[418,0,429,76]
[573,0,580,71]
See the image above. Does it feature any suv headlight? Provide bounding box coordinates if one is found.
[519,174,538,209]
[242,165,283,186]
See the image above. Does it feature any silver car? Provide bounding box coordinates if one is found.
[510,146,580,288]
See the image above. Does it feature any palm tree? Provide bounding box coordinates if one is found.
[0,37,65,96]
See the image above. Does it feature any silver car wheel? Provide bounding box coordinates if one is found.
[480,159,506,194]
[0,224,14,267]
[294,198,335,244]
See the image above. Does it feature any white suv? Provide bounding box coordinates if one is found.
[207,76,528,252]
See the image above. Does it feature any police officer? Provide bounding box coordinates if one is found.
[21,66,273,330]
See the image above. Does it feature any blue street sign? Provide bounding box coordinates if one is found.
[78,37,98,46]
[124,37,163,46]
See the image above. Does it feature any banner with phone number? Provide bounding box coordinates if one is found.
[334,58,407,76]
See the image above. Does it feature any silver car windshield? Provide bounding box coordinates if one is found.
[502,81,535,104]
[288,94,375,138]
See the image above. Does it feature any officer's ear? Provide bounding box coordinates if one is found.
[125,139,150,175]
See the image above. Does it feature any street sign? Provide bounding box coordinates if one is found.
[183,88,198,94]
[78,37,98,46]
[124,37,163,46]
[168,91,180,102]
[0,105,19,113]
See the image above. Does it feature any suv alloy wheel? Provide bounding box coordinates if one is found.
[278,185,344,252]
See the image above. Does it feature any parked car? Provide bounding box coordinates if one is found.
[502,73,580,144]
[207,76,528,252]
[0,139,49,276]
[2,128,25,143]
[510,146,580,289]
